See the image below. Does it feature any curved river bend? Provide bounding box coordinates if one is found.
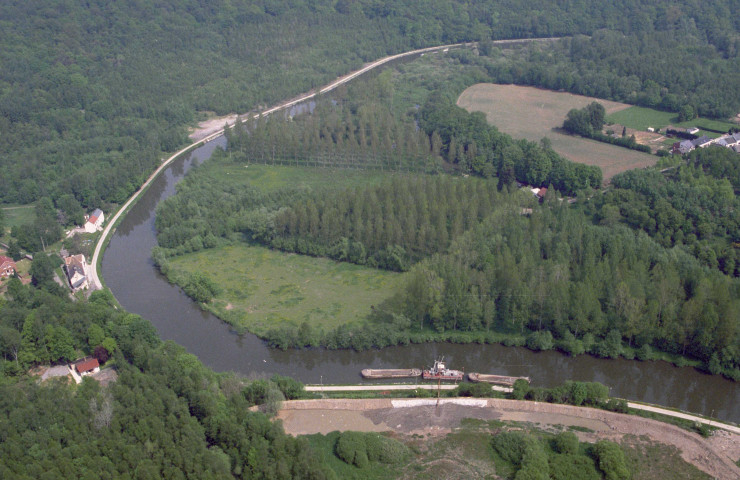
[102,137,739,423]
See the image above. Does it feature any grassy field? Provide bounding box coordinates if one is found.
[457,84,656,181]
[1,204,34,233]
[168,244,405,335]
[606,106,737,137]
[199,156,394,194]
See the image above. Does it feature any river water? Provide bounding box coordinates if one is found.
[102,137,740,422]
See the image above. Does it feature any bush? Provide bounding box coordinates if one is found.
[336,431,369,468]
[512,379,530,400]
[364,434,409,464]
[526,330,554,351]
[552,431,579,455]
[549,454,600,480]
[593,441,630,480]
[455,382,494,397]
[493,431,530,465]
[336,432,408,467]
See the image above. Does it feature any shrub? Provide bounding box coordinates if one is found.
[336,432,408,467]
[549,454,600,480]
[593,441,630,480]
[455,382,494,397]
[526,330,554,351]
[336,431,368,468]
[364,434,409,464]
[493,431,530,465]
[552,431,579,455]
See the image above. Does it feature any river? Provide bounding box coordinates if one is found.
[101,136,740,423]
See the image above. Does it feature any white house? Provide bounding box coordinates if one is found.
[64,254,88,291]
[84,209,104,233]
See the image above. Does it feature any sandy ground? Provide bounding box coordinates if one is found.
[457,84,656,181]
[188,114,239,141]
[277,398,740,479]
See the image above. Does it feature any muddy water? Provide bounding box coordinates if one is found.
[102,137,740,423]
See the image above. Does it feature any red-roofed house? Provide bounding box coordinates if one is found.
[74,357,100,376]
[84,209,105,233]
[0,255,16,277]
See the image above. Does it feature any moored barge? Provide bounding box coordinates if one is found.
[361,368,422,379]
[467,372,531,387]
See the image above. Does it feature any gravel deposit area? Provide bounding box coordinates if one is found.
[277,398,740,479]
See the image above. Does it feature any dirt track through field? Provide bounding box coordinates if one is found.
[457,84,656,181]
[277,398,740,479]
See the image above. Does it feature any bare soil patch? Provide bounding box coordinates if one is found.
[457,84,656,181]
[278,398,740,479]
[188,114,238,141]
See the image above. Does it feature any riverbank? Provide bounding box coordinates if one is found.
[277,398,740,479]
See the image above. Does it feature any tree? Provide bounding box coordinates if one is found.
[30,253,57,287]
[678,104,696,122]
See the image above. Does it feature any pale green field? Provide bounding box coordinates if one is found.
[169,244,405,334]
[457,84,655,181]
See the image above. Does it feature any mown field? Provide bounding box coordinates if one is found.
[208,162,395,193]
[168,244,405,335]
[457,84,656,181]
[606,106,738,137]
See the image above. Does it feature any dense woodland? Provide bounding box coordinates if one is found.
[0,275,333,478]
[2,0,738,209]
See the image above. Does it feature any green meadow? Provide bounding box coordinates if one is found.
[606,106,737,137]
[196,156,394,193]
[168,244,405,335]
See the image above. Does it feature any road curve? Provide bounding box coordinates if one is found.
[91,37,559,290]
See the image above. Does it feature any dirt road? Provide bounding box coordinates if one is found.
[277,398,740,479]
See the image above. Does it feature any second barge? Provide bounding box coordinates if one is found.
[361,368,422,379]
[467,373,531,386]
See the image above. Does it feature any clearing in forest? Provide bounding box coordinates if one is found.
[168,244,404,335]
[457,84,656,181]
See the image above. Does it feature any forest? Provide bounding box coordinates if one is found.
[153,47,740,380]
[1,0,738,211]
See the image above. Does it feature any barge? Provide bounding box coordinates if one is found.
[361,368,422,379]
[467,372,531,387]
[422,357,464,381]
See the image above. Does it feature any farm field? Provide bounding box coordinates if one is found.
[606,106,737,137]
[457,84,656,181]
[168,244,405,335]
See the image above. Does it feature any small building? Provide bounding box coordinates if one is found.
[84,209,104,233]
[647,127,654,132]
[74,357,100,376]
[673,139,694,154]
[0,255,16,277]
[686,127,700,135]
[64,254,88,291]
[691,135,713,149]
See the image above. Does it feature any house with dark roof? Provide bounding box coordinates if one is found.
[0,255,16,277]
[64,254,88,291]
[672,140,694,154]
[691,135,713,148]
